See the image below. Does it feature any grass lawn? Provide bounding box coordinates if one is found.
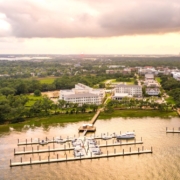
[99,109,177,119]
[37,77,58,84]
[165,96,176,104]
[25,95,43,107]
[155,77,162,83]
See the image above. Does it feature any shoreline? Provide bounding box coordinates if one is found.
[0,109,178,128]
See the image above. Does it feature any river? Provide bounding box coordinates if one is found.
[0,117,180,180]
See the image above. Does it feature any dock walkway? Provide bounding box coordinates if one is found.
[166,127,180,133]
[90,109,101,125]
[14,141,143,155]
[10,148,152,167]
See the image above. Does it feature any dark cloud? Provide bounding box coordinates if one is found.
[0,0,180,38]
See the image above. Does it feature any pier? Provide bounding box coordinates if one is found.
[14,140,143,155]
[78,109,101,135]
[166,127,180,133]
[10,147,153,167]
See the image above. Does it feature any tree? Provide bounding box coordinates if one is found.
[0,87,16,97]
[34,89,41,96]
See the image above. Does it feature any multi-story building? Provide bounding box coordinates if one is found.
[113,84,142,98]
[145,74,154,81]
[146,87,160,96]
[59,83,105,105]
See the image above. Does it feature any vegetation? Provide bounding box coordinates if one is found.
[99,110,177,119]
[1,56,180,124]
[160,75,180,107]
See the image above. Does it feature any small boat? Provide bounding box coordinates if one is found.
[90,148,102,155]
[87,139,97,146]
[39,140,49,145]
[101,134,112,140]
[74,149,85,157]
[56,139,67,143]
[116,132,135,139]
[111,133,117,138]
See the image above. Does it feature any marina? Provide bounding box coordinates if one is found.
[1,117,180,179]
[10,147,153,167]
[14,140,143,155]
[11,107,151,167]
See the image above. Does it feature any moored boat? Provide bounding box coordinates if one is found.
[39,140,49,145]
[116,132,135,139]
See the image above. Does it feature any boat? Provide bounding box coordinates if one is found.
[87,139,97,146]
[90,147,102,155]
[56,139,67,143]
[74,147,85,157]
[39,140,49,145]
[116,132,135,139]
[101,134,112,140]
[72,139,83,147]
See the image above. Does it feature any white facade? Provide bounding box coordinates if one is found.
[114,84,142,97]
[146,88,160,96]
[172,72,180,81]
[59,83,105,105]
[113,93,132,100]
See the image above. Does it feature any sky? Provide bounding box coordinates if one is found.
[0,0,180,54]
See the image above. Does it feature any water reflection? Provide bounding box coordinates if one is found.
[0,117,180,179]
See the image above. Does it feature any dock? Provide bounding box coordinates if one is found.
[10,147,153,167]
[166,127,180,133]
[14,140,143,155]
[17,139,72,146]
[78,109,101,135]
[90,109,101,124]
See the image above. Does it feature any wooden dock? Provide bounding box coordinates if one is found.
[14,141,143,155]
[90,109,101,124]
[10,147,153,167]
[17,139,72,146]
[78,109,101,135]
[78,126,96,132]
[166,127,180,133]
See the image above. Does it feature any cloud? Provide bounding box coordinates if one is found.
[0,0,180,38]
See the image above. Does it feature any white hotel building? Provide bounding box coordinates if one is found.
[59,83,105,105]
[113,84,142,100]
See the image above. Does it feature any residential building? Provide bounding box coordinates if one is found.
[145,74,154,81]
[59,83,105,105]
[114,84,142,97]
[146,87,160,96]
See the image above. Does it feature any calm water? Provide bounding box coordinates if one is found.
[0,117,180,180]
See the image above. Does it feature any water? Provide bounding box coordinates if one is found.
[0,117,180,180]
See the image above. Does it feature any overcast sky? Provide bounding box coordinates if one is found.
[0,0,180,54]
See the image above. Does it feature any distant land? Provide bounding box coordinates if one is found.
[0,54,179,61]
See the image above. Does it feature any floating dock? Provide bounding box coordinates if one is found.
[166,127,180,133]
[14,140,143,155]
[10,147,153,167]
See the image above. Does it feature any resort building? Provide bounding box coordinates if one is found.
[113,84,142,99]
[59,83,105,105]
[172,72,180,81]
[146,87,160,96]
[145,74,154,81]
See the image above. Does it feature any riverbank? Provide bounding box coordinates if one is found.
[99,110,177,119]
[0,110,178,131]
